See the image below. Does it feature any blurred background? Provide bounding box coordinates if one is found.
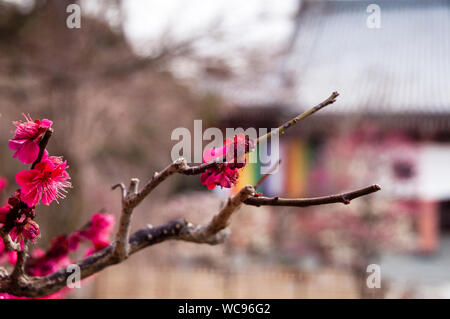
[1,0,450,298]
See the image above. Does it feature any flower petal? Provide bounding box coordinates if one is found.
[17,141,40,164]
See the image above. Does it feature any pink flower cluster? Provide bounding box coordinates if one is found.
[8,115,71,207]
[0,115,77,299]
[9,114,53,165]
[0,191,40,248]
[200,133,253,189]
[0,213,115,299]
[16,151,71,207]
[28,213,114,277]
[0,116,71,260]
[68,213,115,255]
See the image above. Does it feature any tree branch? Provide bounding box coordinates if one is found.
[0,184,255,298]
[111,158,226,261]
[10,241,28,282]
[129,158,219,208]
[244,184,381,207]
[179,185,255,244]
[0,182,381,297]
[256,92,339,145]
[0,91,385,298]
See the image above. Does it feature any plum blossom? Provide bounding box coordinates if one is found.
[66,212,115,257]
[8,114,53,165]
[1,192,40,248]
[2,213,115,299]
[15,152,71,207]
[77,213,115,253]
[0,177,7,193]
[28,235,72,277]
[200,134,254,190]
[10,218,40,249]
[201,165,239,190]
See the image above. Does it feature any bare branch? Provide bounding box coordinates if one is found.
[129,158,221,208]
[128,178,139,195]
[112,206,133,261]
[110,159,188,260]
[244,184,381,207]
[0,182,381,298]
[111,183,126,200]
[256,92,339,145]
[0,219,228,297]
[10,242,28,282]
[179,185,255,244]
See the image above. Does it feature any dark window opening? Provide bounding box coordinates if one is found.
[439,200,450,233]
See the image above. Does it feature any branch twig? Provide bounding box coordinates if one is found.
[10,241,28,282]
[179,185,255,244]
[256,92,339,145]
[0,183,381,297]
[244,184,381,207]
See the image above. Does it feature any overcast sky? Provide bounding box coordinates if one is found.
[88,0,298,56]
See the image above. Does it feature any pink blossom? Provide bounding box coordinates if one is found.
[8,251,17,265]
[0,177,7,192]
[68,231,83,251]
[201,166,240,189]
[10,218,40,249]
[8,114,53,165]
[200,134,253,190]
[82,213,114,248]
[27,235,72,281]
[0,203,12,224]
[15,154,71,207]
[80,213,115,256]
[1,213,115,299]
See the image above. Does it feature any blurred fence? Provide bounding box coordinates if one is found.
[87,265,360,298]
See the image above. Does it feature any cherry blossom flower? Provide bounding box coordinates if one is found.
[15,154,71,207]
[8,114,53,165]
[26,213,114,281]
[81,213,115,250]
[200,134,253,190]
[0,177,7,193]
[200,165,240,190]
[10,218,41,249]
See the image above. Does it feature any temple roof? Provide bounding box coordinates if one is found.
[214,0,450,120]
